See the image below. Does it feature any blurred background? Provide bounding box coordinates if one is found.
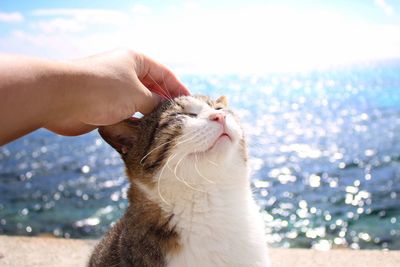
[1,0,400,251]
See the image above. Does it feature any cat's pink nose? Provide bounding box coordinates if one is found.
[209,113,225,124]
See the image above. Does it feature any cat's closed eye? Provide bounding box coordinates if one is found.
[184,113,197,117]
[172,112,198,117]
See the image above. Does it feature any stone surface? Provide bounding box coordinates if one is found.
[270,248,399,267]
[0,235,96,267]
[0,235,399,267]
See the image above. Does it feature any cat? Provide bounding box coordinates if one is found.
[89,95,270,267]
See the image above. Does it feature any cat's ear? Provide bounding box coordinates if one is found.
[98,119,141,155]
[216,96,228,107]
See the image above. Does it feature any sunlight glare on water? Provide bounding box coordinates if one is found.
[1,61,400,250]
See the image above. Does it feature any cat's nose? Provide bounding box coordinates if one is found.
[209,113,226,124]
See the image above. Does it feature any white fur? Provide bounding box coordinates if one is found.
[136,97,270,267]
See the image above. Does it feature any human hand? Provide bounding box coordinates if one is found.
[45,49,190,136]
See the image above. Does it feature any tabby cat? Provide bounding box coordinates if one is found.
[89,95,270,267]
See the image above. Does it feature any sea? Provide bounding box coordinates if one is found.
[1,60,400,250]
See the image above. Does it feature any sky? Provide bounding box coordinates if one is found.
[0,0,400,73]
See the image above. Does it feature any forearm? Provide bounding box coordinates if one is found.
[0,49,189,145]
[0,55,76,145]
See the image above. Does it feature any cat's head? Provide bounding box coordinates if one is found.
[99,95,247,188]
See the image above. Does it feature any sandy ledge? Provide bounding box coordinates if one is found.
[0,235,399,267]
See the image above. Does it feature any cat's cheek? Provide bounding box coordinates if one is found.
[225,116,243,143]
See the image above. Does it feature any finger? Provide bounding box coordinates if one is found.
[136,54,190,98]
[45,120,96,136]
[135,86,161,115]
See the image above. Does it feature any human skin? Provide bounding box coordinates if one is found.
[0,49,190,145]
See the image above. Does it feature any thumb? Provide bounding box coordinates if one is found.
[135,84,161,115]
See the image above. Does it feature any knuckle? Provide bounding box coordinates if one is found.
[117,47,136,57]
[125,49,138,59]
[131,52,146,74]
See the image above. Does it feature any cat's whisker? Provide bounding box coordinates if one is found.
[140,128,199,165]
[157,146,206,205]
[149,76,172,101]
[140,139,175,165]
[194,153,215,184]
[173,153,206,193]
[152,130,202,164]
[197,151,219,167]
[171,132,200,148]
[206,158,219,167]
[148,73,174,103]
[173,155,186,183]
[160,71,177,105]
[156,152,178,207]
[147,77,170,101]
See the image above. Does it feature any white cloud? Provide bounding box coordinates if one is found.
[0,11,24,23]
[33,18,85,34]
[1,5,400,73]
[375,0,395,16]
[31,8,130,26]
[131,4,151,15]
[29,8,132,37]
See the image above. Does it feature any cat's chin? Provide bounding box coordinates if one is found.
[210,134,232,151]
[204,133,233,153]
[187,134,233,160]
[205,136,235,163]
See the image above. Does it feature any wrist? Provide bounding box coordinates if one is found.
[43,61,91,124]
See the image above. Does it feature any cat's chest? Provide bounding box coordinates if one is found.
[165,192,270,267]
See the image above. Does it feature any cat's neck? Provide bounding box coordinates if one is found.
[133,155,250,214]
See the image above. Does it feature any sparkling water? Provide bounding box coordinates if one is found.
[1,60,400,250]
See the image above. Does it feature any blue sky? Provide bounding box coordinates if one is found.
[1,0,400,73]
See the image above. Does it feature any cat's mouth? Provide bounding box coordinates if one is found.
[207,132,232,151]
[219,133,230,139]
